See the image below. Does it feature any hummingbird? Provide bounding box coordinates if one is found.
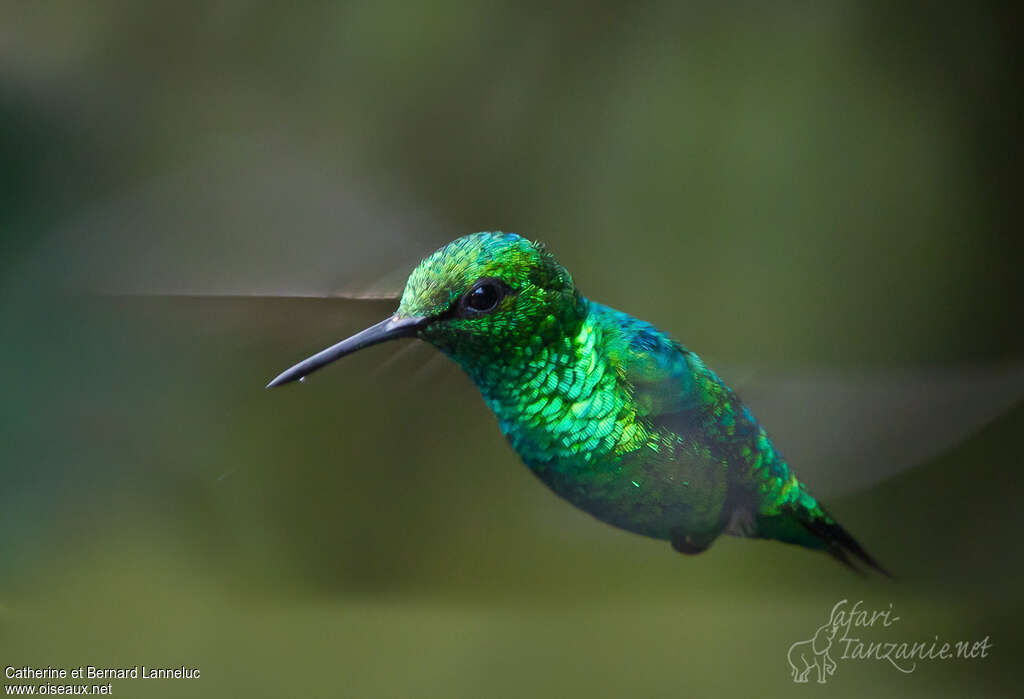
[267,231,890,575]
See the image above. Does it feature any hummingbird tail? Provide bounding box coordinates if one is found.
[755,508,893,577]
[800,513,893,578]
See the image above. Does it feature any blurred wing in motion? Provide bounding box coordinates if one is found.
[12,132,442,301]
[732,364,1024,498]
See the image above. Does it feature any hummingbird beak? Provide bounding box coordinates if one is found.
[265,314,429,388]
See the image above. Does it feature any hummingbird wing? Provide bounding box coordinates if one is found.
[637,354,1024,500]
[614,321,1024,501]
[723,364,1024,499]
[10,132,440,302]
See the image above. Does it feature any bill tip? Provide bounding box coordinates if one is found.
[265,374,288,389]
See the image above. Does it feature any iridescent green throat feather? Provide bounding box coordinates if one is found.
[270,231,889,575]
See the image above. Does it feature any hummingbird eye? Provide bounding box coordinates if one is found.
[461,279,505,315]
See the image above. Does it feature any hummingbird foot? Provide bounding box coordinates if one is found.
[669,529,715,555]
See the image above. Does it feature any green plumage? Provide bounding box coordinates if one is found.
[397,232,886,573]
[281,231,886,573]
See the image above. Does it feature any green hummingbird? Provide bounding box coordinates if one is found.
[267,231,889,575]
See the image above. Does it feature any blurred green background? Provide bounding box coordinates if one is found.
[1,2,1021,697]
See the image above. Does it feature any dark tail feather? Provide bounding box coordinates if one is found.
[825,541,867,577]
[753,507,893,577]
[799,515,894,578]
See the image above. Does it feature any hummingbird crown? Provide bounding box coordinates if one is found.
[398,232,585,367]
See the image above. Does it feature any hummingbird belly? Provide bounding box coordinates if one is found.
[519,443,729,542]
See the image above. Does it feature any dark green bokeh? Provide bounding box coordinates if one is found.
[1,2,1021,697]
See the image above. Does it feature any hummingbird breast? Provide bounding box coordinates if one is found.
[477,313,643,467]
[463,303,727,540]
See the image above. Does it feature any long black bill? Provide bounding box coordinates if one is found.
[266,315,429,388]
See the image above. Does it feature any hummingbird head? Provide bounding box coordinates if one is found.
[397,232,584,361]
[266,232,585,387]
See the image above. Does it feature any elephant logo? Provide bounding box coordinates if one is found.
[788,622,840,683]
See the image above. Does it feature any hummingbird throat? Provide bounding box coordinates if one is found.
[454,308,640,471]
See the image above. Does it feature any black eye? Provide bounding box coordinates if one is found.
[463,280,503,314]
